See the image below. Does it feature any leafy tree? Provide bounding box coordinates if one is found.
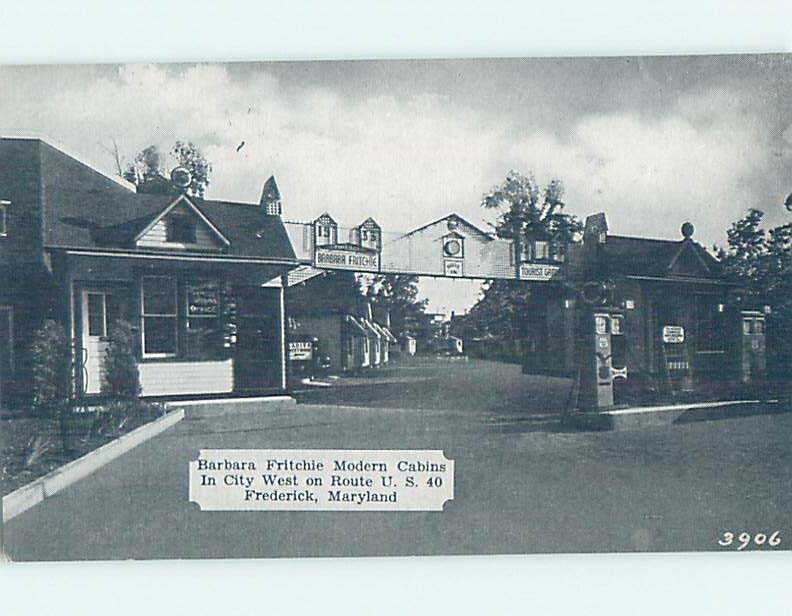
[122,141,212,198]
[482,170,582,262]
[459,171,581,362]
[364,274,429,340]
[717,208,792,385]
[171,141,212,198]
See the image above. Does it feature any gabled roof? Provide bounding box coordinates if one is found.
[315,212,337,225]
[372,321,397,343]
[360,318,382,338]
[397,213,494,241]
[134,194,231,246]
[357,217,381,229]
[12,138,297,261]
[345,315,368,336]
[598,235,721,279]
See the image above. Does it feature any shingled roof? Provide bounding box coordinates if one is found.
[598,235,722,279]
[20,138,296,261]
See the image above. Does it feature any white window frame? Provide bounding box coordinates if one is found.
[140,275,178,358]
[0,200,9,237]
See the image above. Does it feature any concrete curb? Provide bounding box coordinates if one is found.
[169,396,296,418]
[564,399,785,431]
[2,408,185,524]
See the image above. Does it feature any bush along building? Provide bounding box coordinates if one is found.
[0,137,298,405]
[522,212,768,406]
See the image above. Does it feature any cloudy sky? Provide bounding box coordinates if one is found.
[2,55,791,312]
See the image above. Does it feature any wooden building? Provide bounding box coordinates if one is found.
[524,212,766,398]
[0,138,298,404]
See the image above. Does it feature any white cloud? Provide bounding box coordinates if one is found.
[504,90,770,246]
[0,62,778,314]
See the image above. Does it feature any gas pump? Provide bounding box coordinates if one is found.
[576,281,628,411]
[736,310,766,385]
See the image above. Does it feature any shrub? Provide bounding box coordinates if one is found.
[31,320,70,412]
[102,320,141,400]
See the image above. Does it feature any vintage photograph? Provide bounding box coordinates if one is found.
[0,55,790,561]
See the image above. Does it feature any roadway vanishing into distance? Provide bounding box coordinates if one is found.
[4,359,791,561]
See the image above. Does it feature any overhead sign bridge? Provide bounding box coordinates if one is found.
[284,213,565,285]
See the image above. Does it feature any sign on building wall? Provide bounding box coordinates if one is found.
[314,246,380,272]
[662,325,685,344]
[187,282,220,316]
[288,341,313,361]
[519,263,561,281]
[444,259,463,277]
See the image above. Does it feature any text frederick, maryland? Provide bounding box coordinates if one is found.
[189,450,454,511]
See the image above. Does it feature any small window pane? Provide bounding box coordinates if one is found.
[143,316,177,354]
[142,277,176,315]
[0,204,7,236]
[184,318,221,358]
[87,294,106,337]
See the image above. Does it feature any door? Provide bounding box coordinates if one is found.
[0,307,12,407]
[232,287,281,392]
[81,290,120,395]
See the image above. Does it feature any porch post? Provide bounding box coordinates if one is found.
[279,274,288,391]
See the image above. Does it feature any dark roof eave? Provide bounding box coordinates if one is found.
[47,245,299,266]
[625,274,733,286]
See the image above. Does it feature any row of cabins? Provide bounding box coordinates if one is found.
[289,305,398,377]
[286,268,398,377]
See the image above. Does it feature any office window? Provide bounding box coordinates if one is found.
[141,276,177,356]
[695,296,724,352]
[184,280,221,358]
[534,240,550,261]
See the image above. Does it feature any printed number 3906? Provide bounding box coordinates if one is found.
[718,531,781,550]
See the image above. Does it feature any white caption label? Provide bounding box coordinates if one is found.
[189,449,454,511]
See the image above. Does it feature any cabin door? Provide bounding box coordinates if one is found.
[81,290,120,395]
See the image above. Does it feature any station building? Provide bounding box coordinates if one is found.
[0,137,298,405]
[523,213,767,399]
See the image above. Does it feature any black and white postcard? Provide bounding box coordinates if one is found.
[1,54,790,563]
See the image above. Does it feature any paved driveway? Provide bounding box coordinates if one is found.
[3,360,791,561]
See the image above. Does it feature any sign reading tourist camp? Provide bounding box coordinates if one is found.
[189,449,454,511]
[519,263,561,281]
[314,246,380,272]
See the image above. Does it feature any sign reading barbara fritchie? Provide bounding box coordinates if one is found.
[314,246,380,272]
[189,449,454,511]
[519,263,561,281]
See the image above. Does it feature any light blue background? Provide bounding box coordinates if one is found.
[1,1,791,614]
